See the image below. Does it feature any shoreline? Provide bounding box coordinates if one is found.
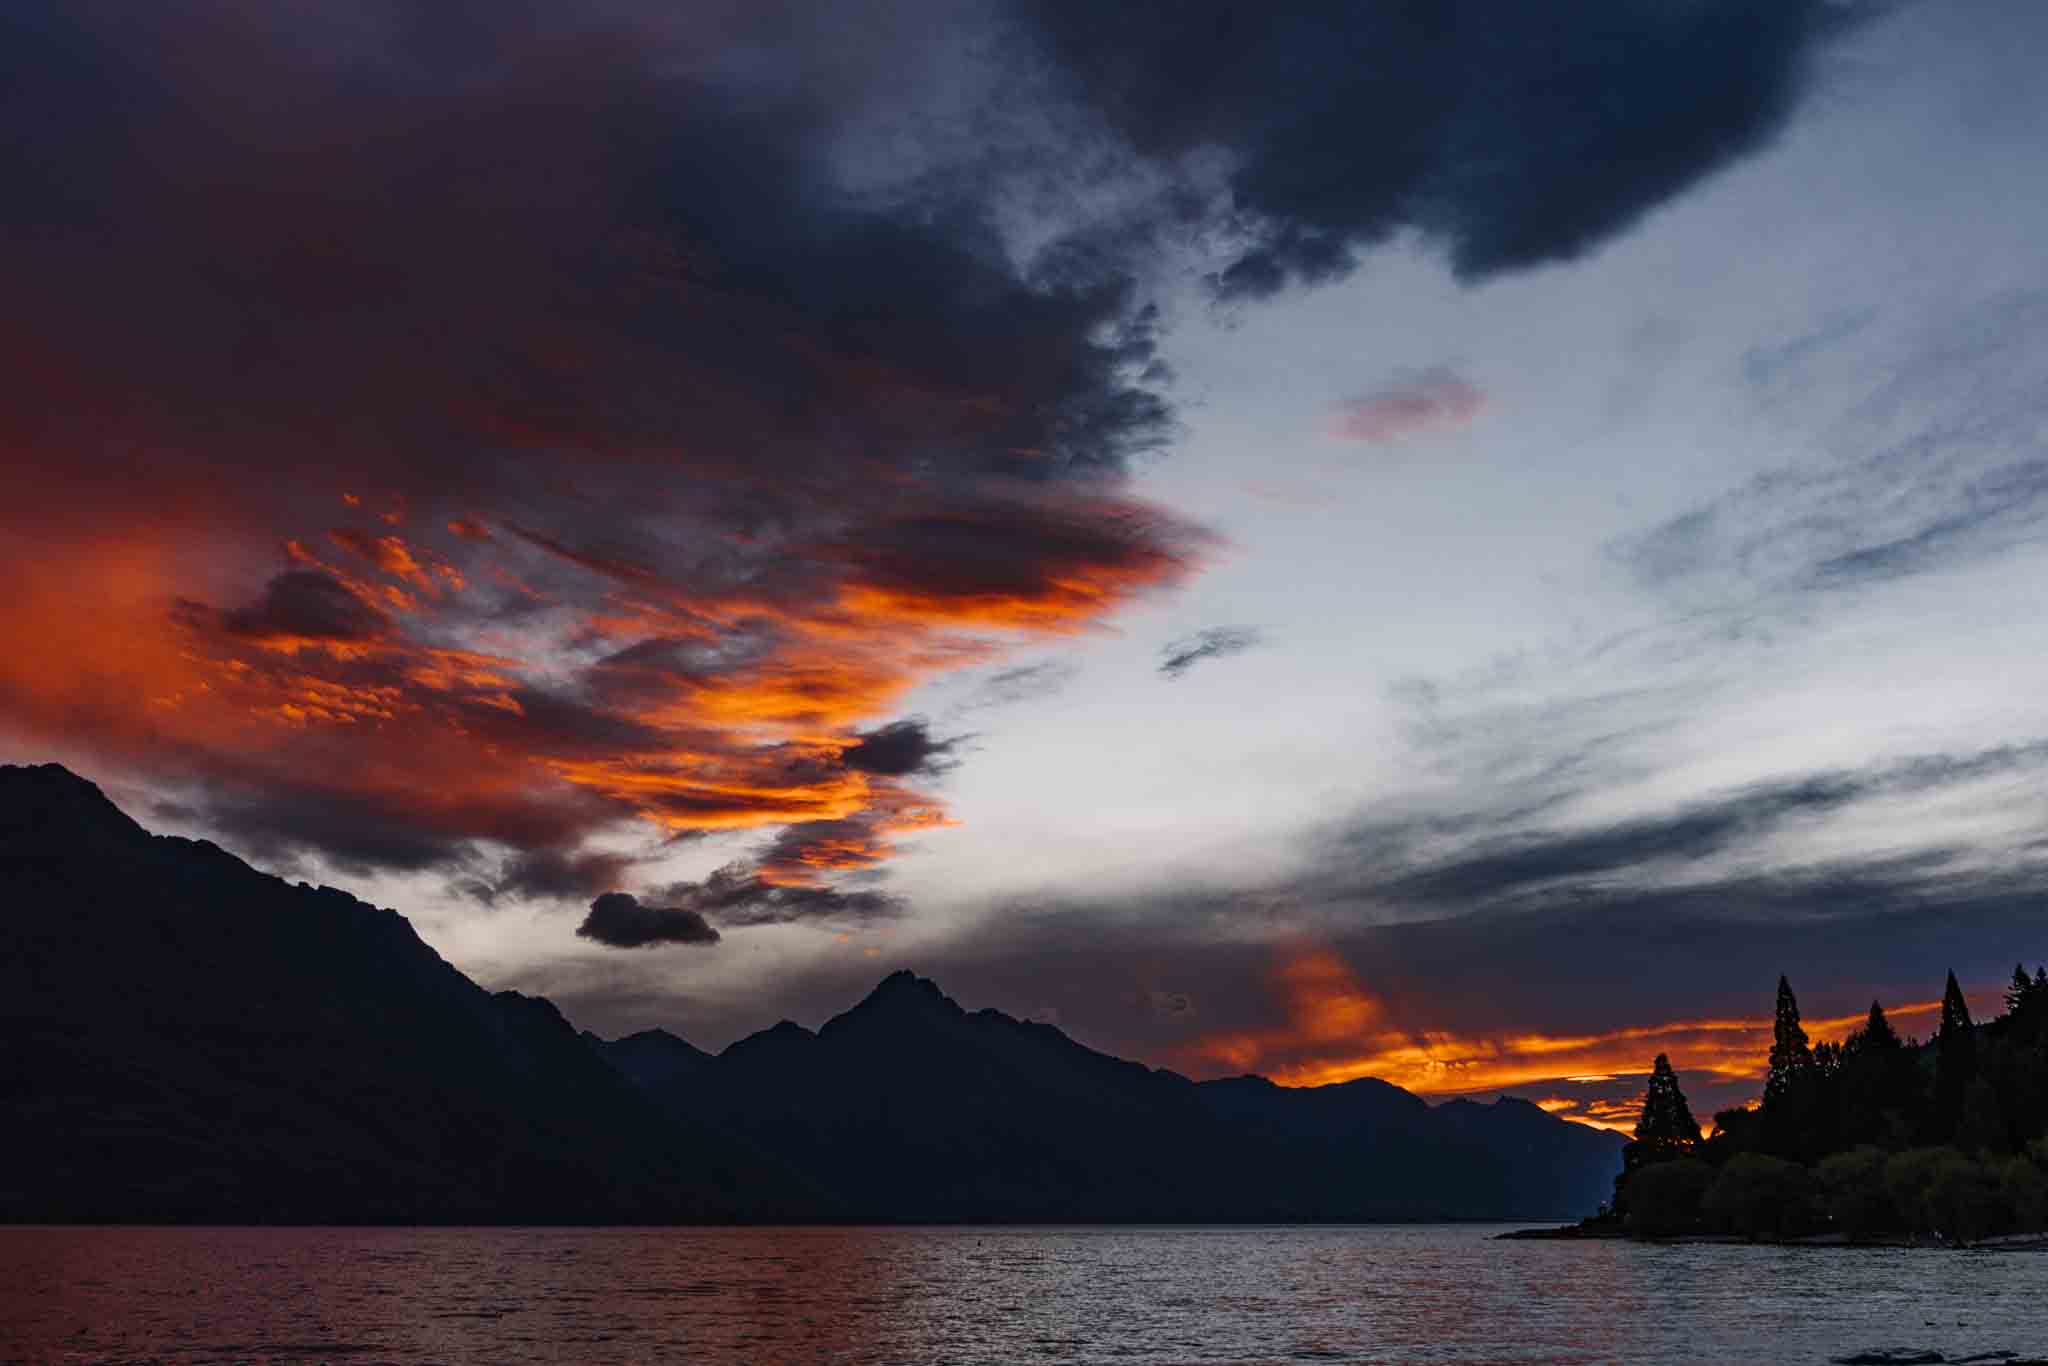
[1498,1225,2048,1250]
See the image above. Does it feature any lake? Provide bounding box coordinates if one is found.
[2,1225,2043,1364]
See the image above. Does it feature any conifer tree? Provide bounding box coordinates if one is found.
[1763,975,1815,1110]
[1761,975,1822,1158]
[1839,998,1912,1149]
[1631,1053,1701,1160]
[1849,999,1899,1055]
[1933,969,1977,1140]
[2008,964,2034,1016]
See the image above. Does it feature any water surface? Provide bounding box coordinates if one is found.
[3,1225,2043,1364]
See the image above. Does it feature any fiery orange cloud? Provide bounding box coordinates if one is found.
[1173,949,1941,1133]
[0,476,1196,910]
[0,4,1209,915]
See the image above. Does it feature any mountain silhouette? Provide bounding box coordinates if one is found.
[597,967,1622,1221]
[1,764,1620,1223]
[0,763,814,1222]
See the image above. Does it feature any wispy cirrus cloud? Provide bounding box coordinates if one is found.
[1159,626,1265,679]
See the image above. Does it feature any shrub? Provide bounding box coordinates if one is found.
[1623,1158,1715,1237]
[1925,1153,2005,1244]
[1817,1145,1897,1237]
[1884,1148,1953,1236]
[1999,1155,2048,1233]
[1702,1153,1813,1240]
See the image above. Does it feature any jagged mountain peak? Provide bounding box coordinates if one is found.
[841,969,963,1021]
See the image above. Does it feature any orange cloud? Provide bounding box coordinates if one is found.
[1328,369,1484,444]
[0,477,1196,908]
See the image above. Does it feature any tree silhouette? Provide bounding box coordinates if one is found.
[1839,999,1915,1149]
[1764,976,1815,1108]
[1847,1000,1899,1056]
[1762,975,1820,1157]
[1933,969,1977,1142]
[2008,964,2035,1017]
[1632,1054,1702,1158]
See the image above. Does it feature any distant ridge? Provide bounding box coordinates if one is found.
[0,764,1621,1224]
[597,976,1623,1222]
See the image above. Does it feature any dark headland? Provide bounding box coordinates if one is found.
[0,762,1621,1224]
[1505,967,2048,1248]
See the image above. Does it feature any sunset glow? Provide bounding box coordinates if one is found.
[1176,950,1943,1131]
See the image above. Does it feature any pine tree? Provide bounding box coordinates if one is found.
[1839,999,1913,1149]
[2008,964,2034,1016]
[1631,1053,1702,1160]
[1848,999,1900,1055]
[1763,975,1815,1110]
[1933,969,1977,1141]
[1762,975,1820,1159]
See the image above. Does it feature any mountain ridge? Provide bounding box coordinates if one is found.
[0,763,1620,1223]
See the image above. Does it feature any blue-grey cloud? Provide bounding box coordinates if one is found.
[1618,289,2048,602]
[1021,0,1877,297]
[1160,626,1264,679]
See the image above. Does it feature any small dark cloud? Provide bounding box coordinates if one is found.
[1159,626,1263,679]
[1329,368,1483,444]
[1145,989,1196,1019]
[656,864,901,927]
[576,891,722,949]
[842,719,957,777]
[209,571,390,644]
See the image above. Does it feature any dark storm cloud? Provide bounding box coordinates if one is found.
[1019,0,1875,296]
[191,785,481,880]
[173,760,624,883]
[1159,626,1263,679]
[841,720,957,777]
[576,891,722,949]
[492,847,639,902]
[0,0,1878,897]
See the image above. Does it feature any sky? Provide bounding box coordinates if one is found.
[5,0,2046,1130]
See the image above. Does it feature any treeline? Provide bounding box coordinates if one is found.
[1611,965,2048,1243]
